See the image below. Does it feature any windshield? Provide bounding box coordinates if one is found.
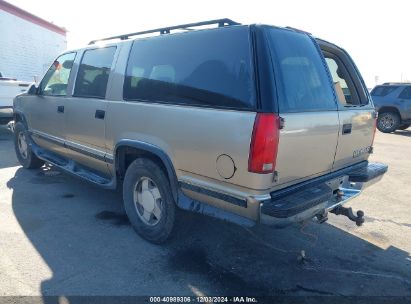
[265,27,336,112]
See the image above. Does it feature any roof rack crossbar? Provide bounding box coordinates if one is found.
[89,18,240,45]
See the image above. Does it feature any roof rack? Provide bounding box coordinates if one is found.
[382,82,411,85]
[88,18,240,45]
[285,26,311,35]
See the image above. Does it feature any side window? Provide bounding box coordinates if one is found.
[266,28,336,112]
[39,52,76,96]
[371,86,399,97]
[74,47,116,99]
[325,56,359,106]
[398,87,411,99]
[123,27,255,109]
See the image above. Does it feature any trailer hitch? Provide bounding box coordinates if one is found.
[330,206,364,226]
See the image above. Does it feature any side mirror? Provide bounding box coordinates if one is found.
[28,84,38,95]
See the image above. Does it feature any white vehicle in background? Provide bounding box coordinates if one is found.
[0,72,31,125]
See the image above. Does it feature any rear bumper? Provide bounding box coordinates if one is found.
[0,106,13,125]
[259,162,388,227]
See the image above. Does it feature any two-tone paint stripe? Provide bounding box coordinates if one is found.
[30,130,113,164]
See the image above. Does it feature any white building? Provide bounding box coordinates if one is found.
[0,0,67,82]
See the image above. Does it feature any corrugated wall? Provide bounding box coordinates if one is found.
[0,9,67,82]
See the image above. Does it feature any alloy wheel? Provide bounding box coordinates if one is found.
[17,132,28,159]
[133,177,163,226]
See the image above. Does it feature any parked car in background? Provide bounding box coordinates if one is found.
[13,19,387,244]
[371,83,411,133]
[0,73,31,125]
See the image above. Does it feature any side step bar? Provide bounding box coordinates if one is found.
[29,138,115,189]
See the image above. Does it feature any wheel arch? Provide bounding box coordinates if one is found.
[13,110,29,129]
[114,140,179,202]
[378,106,402,121]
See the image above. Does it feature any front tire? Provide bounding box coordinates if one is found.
[13,122,44,169]
[123,158,176,244]
[377,112,400,133]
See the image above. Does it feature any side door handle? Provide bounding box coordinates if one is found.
[57,106,64,113]
[95,109,105,120]
[342,123,352,135]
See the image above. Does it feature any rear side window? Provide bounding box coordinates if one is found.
[325,57,353,105]
[398,86,411,99]
[371,86,398,97]
[74,47,116,99]
[324,55,364,106]
[123,27,255,109]
[266,28,336,112]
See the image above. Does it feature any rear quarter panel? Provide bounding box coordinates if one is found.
[105,101,265,190]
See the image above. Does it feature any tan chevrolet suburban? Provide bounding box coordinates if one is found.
[12,19,388,243]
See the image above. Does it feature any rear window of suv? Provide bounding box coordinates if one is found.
[265,27,337,112]
[371,86,399,96]
[123,26,255,110]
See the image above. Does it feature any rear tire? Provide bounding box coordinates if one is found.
[123,158,176,244]
[13,122,44,169]
[377,112,400,133]
[398,124,410,130]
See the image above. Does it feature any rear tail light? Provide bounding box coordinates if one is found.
[248,113,280,174]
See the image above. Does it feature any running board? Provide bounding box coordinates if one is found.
[30,141,115,189]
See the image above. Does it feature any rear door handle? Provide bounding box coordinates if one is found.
[95,109,105,120]
[57,106,64,113]
[342,123,352,135]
